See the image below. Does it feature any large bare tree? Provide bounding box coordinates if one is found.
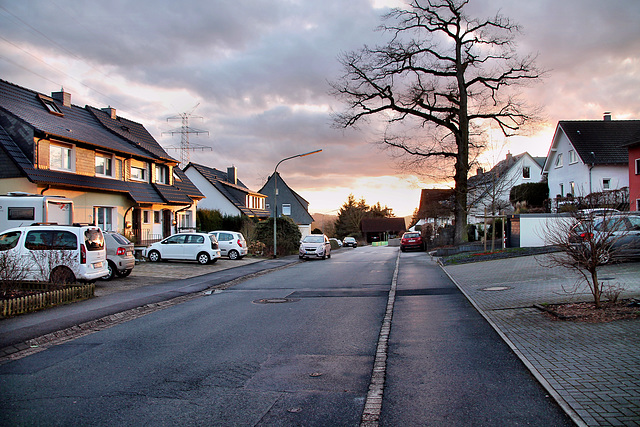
[331,0,543,244]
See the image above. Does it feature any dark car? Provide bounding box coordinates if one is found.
[342,237,357,248]
[592,214,640,262]
[101,231,135,280]
[400,232,424,252]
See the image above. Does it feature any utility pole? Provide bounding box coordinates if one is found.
[162,103,210,167]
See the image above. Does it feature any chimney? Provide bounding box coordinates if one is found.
[51,88,71,107]
[101,106,117,119]
[227,166,237,185]
[603,112,612,121]
[506,151,513,162]
[476,167,484,176]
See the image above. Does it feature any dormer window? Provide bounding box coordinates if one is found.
[155,164,169,185]
[131,163,148,182]
[50,142,74,171]
[38,95,63,116]
[95,152,114,177]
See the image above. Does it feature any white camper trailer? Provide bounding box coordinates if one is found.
[0,192,74,232]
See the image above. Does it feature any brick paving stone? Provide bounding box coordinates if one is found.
[442,255,640,427]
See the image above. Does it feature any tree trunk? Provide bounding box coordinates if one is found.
[590,269,601,309]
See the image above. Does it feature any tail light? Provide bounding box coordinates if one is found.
[580,232,594,240]
[116,247,126,256]
[237,239,243,247]
[80,244,87,264]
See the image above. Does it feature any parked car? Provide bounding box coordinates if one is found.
[342,236,357,248]
[208,231,247,260]
[0,224,108,283]
[299,234,332,260]
[329,238,342,248]
[591,214,640,262]
[144,232,221,265]
[400,232,424,252]
[101,231,135,280]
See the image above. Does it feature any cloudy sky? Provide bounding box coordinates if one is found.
[1,0,639,217]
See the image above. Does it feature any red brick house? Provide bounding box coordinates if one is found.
[625,139,640,211]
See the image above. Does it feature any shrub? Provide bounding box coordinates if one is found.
[255,217,302,256]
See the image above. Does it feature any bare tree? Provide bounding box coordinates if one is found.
[0,251,27,297]
[541,211,632,308]
[331,0,543,244]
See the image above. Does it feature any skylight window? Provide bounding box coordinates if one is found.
[37,95,63,116]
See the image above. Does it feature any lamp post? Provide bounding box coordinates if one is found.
[272,149,322,258]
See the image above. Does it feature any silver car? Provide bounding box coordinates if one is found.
[299,234,332,260]
[592,214,640,262]
[208,230,248,260]
[101,231,135,280]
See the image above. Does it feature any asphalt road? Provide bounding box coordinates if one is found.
[0,247,573,425]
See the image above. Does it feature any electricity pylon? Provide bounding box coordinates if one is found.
[162,103,210,166]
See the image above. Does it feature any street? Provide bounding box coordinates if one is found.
[0,247,572,426]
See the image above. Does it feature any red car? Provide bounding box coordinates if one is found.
[400,232,424,252]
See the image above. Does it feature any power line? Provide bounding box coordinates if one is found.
[162,103,211,167]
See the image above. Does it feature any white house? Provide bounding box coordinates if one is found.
[542,117,639,200]
[467,152,545,224]
[183,163,270,219]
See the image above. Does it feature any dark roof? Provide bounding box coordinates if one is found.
[558,120,640,165]
[0,79,159,161]
[259,173,314,225]
[172,168,204,199]
[416,188,455,219]
[360,217,406,233]
[185,163,269,218]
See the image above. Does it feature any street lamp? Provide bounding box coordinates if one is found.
[272,149,322,258]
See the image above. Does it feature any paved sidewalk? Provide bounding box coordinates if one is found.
[442,254,640,427]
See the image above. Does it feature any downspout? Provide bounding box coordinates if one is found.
[40,185,50,195]
[588,152,595,194]
[174,204,192,234]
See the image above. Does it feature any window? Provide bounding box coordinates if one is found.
[522,166,531,179]
[637,199,640,211]
[8,207,34,221]
[50,143,73,171]
[554,153,563,168]
[559,183,564,197]
[154,211,161,224]
[131,164,148,181]
[177,211,191,229]
[94,207,114,231]
[282,204,291,216]
[0,231,21,251]
[602,178,611,190]
[569,150,578,164]
[143,210,151,224]
[38,95,63,116]
[569,181,575,196]
[25,230,77,250]
[95,153,113,177]
[155,165,169,184]
[636,158,640,175]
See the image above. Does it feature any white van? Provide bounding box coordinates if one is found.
[0,192,73,232]
[0,224,108,283]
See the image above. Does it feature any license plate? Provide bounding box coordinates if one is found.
[93,261,103,269]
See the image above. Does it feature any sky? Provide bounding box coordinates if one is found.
[1,0,639,217]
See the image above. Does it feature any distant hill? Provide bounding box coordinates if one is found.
[311,213,413,235]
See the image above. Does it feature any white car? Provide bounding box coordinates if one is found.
[144,232,221,265]
[0,224,108,283]
[299,234,332,260]
[208,231,248,260]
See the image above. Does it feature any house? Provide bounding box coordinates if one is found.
[360,217,406,244]
[467,152,545,223]
[625,139,640,211]
[259,172,314,236]
[412,188,455,232]
[542,116,639,206]
[0,79,203,244]
[183,163,270,218]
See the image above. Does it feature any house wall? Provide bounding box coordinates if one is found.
[184,168,241,216]
[630,144,640,211]
[547,132,628,197]
[0,177,37,194]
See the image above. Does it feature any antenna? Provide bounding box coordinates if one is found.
[162,103,211,166]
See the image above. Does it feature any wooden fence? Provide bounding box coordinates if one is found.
[1,283,95,318]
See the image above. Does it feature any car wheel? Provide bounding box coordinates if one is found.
[228,250,239,260]
[598,251,611,265]
[148,250,161,262]
[117,269,133,277]
[101,261,117,281]
[50,266,76,285]
[327,253,331,259]
[197,252,210,265]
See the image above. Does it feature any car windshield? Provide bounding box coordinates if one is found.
[303,236,324,243]
[84,228,105,251]
[404,233,420,238]
[110,233,131,245]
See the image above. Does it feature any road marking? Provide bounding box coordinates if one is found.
[360,250,400,426]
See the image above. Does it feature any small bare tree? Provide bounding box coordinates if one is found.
[0,250,27,297]
[541,211,631,308]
